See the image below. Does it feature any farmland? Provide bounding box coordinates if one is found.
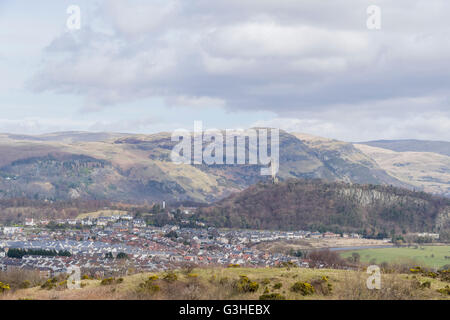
[340,245,450,268]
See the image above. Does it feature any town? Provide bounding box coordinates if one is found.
[0,206,376,280]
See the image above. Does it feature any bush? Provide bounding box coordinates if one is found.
[291,281,315,296]
[0,282,10,293]
[273,283,282,290]
[227,264,240,268]
[410,267,422,274]
[163,271,178,283]
[420,281,431,289]
[437,285,450,295]
[311,276,333,295]
[308,249,345,267]
[116,252,129,260]
[259,293,285,300]
[41,278,58,290]
[438,270,450,282]
[100,277,119,286]
[234,276,259,293]
[138,277,161,295]
[20,280,31,289]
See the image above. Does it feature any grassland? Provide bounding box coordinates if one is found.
[340,245,450,268]
[1,267,449,300]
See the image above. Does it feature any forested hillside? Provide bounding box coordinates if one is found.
[196,179,450,236]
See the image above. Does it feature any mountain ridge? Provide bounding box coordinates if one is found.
[0,131,446,203]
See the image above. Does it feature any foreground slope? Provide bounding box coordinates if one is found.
[2,267,449,300]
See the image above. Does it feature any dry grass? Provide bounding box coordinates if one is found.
[1,267,449,300]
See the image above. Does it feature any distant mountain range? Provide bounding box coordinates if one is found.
[359,139,450,156]
[0,131,447,203]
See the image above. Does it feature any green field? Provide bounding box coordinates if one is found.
[340,245,450,268]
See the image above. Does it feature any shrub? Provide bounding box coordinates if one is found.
[438,270,450,282]
[410,267,421,274]
[148,275,159,281]
[420,281,431,289]
[234,276,259,293]
[187,273,198,279]
[291,281,315,296]
[260,278,270,286]
[227,264,240,268]
[20,280,31,289]
[41,278,58,290]
[437,285,450,295]
[138,277,161,295]
[57,280,68,290]
[273,283,282,290]
[100,277,115,286]
[0,282,10,293]
[163,271,178,283]
[311,276,333,295]
[259,293,285,300]
[308,249,345,267]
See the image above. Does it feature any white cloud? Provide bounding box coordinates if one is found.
[23,0,450,140]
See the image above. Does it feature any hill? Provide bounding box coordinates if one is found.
[0,131,447,204]
[355,144,450,197]
[1,267,449,300]
[196,179,450,236]
[0,130,411,204]
[359,139,450,157]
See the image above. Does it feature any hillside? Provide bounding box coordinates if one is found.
[0,130,413,204]
[355,144,450,197]
[196,179,450,236]
[1,267,449,301]
[359,139,450,157]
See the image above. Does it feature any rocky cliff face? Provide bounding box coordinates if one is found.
[335,188,427,207]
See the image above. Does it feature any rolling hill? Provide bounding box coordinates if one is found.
[0,131,447,203]
[196,179,450,235]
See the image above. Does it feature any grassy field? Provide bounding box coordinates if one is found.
[1,267,449,300]
[340,245,450,268]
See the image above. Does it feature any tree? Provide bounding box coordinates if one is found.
[351,252,360,263]
[116,252,129,260]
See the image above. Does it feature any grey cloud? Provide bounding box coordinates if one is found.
[29,0,450,138]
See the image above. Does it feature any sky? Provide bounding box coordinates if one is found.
[0,0,449,141]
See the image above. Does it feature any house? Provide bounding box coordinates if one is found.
[309,232,322,239]
[133,219,146,228]
[2,227,23,235]
[323,232,339,238]
[25,218,36,227]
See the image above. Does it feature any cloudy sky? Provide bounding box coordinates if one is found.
[1,0,449,141]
